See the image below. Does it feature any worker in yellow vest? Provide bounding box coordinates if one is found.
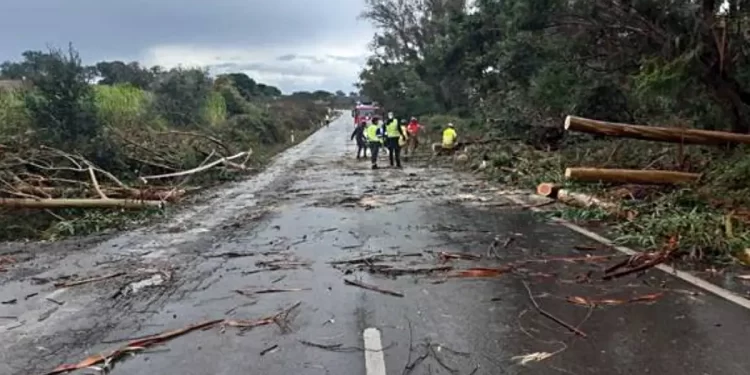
[384,113,406,168]
[433,122,458,156]
[365,117,384,169]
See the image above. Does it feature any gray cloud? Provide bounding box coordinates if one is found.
[0,0,373,92]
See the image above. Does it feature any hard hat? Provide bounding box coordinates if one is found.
[410,117,417,121]
[400,119,407,124]
[448,122,455,127]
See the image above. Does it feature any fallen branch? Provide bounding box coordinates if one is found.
[521,281,587,338]
[139,152,248,182]
[54,272,126,288]
[344,278,404,297]
[0,198,163,209]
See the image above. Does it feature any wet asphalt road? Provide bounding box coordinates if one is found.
[2,113,750,375]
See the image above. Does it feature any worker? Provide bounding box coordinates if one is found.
[398,119,409,155]
[439,122,458,155]
[406,117,422,155]
[366,117,384,169]
[384,114,406,168]
[350,120,368,159]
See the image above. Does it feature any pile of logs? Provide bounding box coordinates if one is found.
[537,115,747,208]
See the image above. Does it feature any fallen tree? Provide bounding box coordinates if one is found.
[564,167,700,185]
[564,115,750,146]
[536,183,617,211]
[0,198,163,209]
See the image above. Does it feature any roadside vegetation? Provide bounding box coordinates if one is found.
[357,0,750,265]
[0,45,337,241]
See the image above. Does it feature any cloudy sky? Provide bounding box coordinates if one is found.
[1,0,375,93]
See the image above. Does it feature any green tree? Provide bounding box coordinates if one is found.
[19,45,101,149]
[152,68,213,127]
[95,61,155,89]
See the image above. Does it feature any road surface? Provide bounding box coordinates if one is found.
[2,113,750,375]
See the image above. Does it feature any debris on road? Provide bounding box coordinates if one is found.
[437,251,481,262]
[299,339,369,353]
[328,252,423,265]
[522,281,587,338]
[602,248,675,280]
[46,302,303,374]
[512,351,554,365]
[453,267,512,278]
[567,292,664,307]
[204,251,257,258]
[54,271,126,288]
[260,344,279,356]
[343,278,404,297]
[234,287,311,297]
[367,264,453,276]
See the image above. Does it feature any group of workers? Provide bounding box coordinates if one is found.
[350,112,458,170]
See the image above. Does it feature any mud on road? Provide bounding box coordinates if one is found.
[2,114,750,375]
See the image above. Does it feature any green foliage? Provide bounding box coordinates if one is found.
[358,0,750,134]
[93,84,148,128]
[20,45,101,150]
[202,91,227,126]
[95,61,156,89]
[152,68,213,127]
[0,45,329,242]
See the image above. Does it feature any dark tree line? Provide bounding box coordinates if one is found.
[357,0,750,134]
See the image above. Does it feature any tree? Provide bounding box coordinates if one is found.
[335,90,346,96]
[357,0,750,134]
[95,61,155,89]
[19,45,100,149]
[152,68,213,127]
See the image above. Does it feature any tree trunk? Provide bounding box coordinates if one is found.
[564,115,750,145]
[0,198,163,209]
[565,167,701,185]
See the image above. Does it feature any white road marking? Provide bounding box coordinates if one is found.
[504,194,750,311]
[363,327,387,375]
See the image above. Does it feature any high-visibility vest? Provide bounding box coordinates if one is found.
[442,127,457,148]
[385,120,400,138]
[365,124,380,142]
[399,126,408,146]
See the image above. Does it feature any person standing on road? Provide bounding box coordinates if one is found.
[384,114,406,168]
[366,117,384,169]
[351,120,368,159]
[406,117,422,154]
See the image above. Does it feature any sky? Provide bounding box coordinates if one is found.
[0,0,375,93]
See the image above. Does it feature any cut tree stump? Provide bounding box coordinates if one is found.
[564,115,750,145]
[0,198,164,209]
[564,167,700,185]
[536,183,561,198]
[535,183,616,211]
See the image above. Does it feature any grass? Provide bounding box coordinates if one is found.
[461,133,750,264]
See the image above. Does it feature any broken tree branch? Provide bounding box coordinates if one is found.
[521,280,587,338]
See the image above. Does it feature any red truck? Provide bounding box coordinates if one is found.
[351,102,381,126]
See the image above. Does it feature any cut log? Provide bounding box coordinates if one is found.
[565,168,700,185]
[12,186,185,202]
[557,189,617,211]
[564,115,750,145]
[0,198,163,209]
[536,183,561,199]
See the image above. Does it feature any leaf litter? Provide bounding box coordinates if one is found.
[44,302,302,374]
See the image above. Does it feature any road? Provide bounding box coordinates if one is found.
[2,113,750,375]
